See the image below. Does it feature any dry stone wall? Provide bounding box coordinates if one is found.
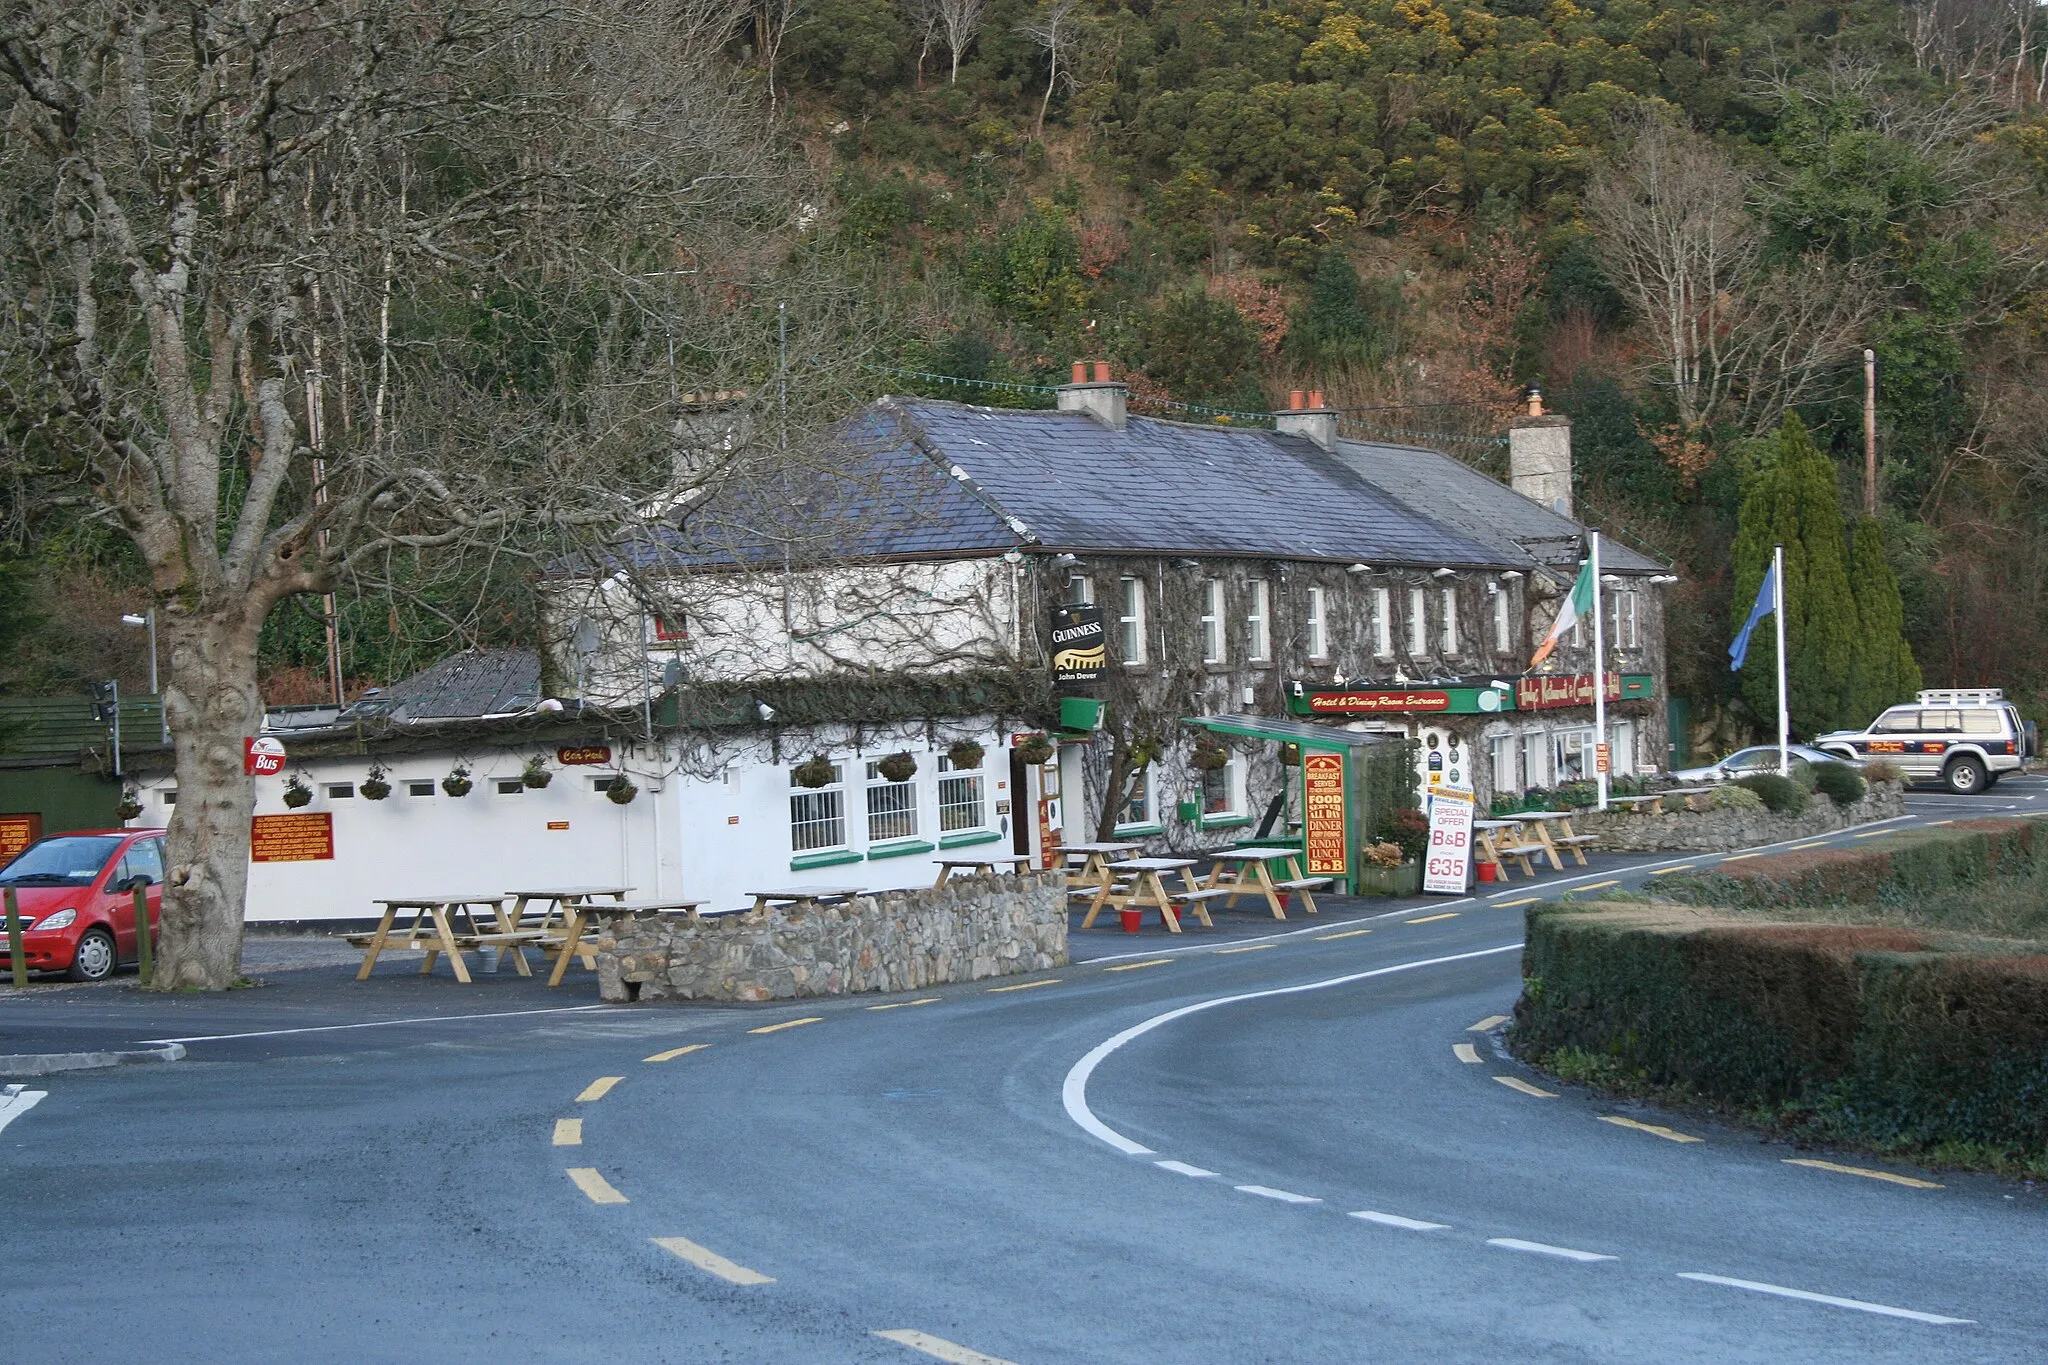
[594,871,1067,1003]
[1572,781,1906,853]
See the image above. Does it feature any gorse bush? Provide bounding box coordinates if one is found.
[1734,772,1808,814]
[1811,760,1867,808]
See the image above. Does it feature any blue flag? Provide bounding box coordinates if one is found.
[1729,560,1778,671]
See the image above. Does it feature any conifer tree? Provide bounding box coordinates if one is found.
[1846,518,1922,721]
[1729,414,1858,736]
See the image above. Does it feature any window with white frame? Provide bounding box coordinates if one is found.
[1305,586,1328,659]
[1492,584,1512,654]
[1440,586,1460,654]
[1067,574,1094,606]
[865,759,919,842]
[936,753,986,833]
[1553,727,1595,783]
[789,762,847,851]
[1118,575,1148,666]
[1490,735,1518,795]
[1518,732,1547,789]
[1200,578,1226,663]
[1407,588,1427,656]
[1613,589,1640,649]
[1246,579,1271,661]
[1373,587,1392,657]
[1116,765,1154,828]
[1200,760,1240,817]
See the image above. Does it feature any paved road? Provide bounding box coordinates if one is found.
[3,780,2043,1362]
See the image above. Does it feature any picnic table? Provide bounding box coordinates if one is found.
[1500,811,1597,871]
[1472,820,1527,879]
[504,885,633,987]
[1081,857,1218,933]
[1061,841,1143,899]
[1203,847,1332,918]
[933,853,1036,887]
[345,893,521,983]
[745,887,866,912]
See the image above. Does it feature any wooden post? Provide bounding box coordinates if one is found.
[132,884,152,988]
[1863,347,1878,517]
[5,886,24,988]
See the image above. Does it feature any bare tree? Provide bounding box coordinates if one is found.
[754,0,810,115]
[935,0,990,86]
[1018,0,1084,139]
[905,0,944,89]
[0,0,834,988]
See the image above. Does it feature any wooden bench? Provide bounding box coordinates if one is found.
[1166,886,1234,928]
[1496,843,1547,877]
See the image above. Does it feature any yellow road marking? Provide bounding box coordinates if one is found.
[749,1017,824,1034]
[566,1167,628,1204]
[1453,1043,1483,1064]
[1783,1158,1944,1189]
[1788,841,1828,851]
[873,1329,1020,1364]
[1493,896,1540,908]
[1576,880,1620,892]
[987,978,1060,992]
[1468,1014,1509,1031]
[1852,829,1893,838]
[1649,864,1695,875]
[552,1118,583,1146]
[1407,912,1460,924]
[867,997,942,1010]
[644,1043,710,1063]
[1103,958,1173,972]
[1599,1115,1702,1144]
[1494,1076,1557,1098]
[1315,927,1374,940]
[1215,943,1276,954]
[1720,853,1759,862]
[651,1236,775,1285]
[1929,820,1952,826]
[575,1076,622,1103]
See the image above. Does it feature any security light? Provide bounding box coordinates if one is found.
[1499,570,1524,581]
[1173,557,1201,569]
[756,701,776,722]
[121,613,147,627]
[1648,574,1679,584]
[1600,574,1623,584]
[1431,567,1454,578]
[1347,563,1372,574]
[1052,553,1080,568]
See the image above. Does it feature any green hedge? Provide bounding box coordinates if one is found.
[1655,817,2048,910]
[1513,904,2048,1159]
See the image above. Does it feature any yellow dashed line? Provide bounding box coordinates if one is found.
[552,1118,583,1146]
[1315,927,1374,940]
[1788,841,1828,851]
[1214,943,1276,954]
[867,997,942,1010]
[1453,1043,1482,1064]
[575,1076,622,1103]
[1468,1014,1509,1031]
[1599,1115,1702,1144]
[1720,853,1759,862]
[644,1043,710,1063]
[873,1329,1020,1364]
[1852,829,1894,838]
[566,1167,628,1204]
[749,1017,824,1034]
[1493,1076,1557,1098]
[1493,896,1540,908]
[651,1236,775,1285]
[1576,880,1619,892]
[1783,1158,1944,1189]
[1103,958,1173,972]
[1649,864,1696,875]
[1929,820,1953,826]
[986,978,1060,993]
[1406,912,1460,925]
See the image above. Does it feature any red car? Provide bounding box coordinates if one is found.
[0,828,165,981]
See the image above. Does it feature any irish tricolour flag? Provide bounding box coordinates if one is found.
[1530,560,1593,667]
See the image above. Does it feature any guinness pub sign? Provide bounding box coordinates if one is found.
[1050,604,1106,689]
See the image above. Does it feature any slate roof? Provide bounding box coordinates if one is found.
[342,649,541,722]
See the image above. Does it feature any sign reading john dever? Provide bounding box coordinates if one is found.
[1050,604,1105,688]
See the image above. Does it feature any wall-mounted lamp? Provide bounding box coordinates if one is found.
[1002,548,1023,564]
[1289,680,1304,698]
[1431,567,1455,578]
[1499,570,1524,581]
[1600,573,1623,584]
[1051,552,1080,568]
[1173,557,1202,569]
[1648,574,1679,585]
[1489,679,1512,691]
[756,701,777,723]
[1347,563,1372,574]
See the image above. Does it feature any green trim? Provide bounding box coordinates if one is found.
[1113,822,1165,836]
[939,829,1003,849]
[790,849,862,870]
[866,838,937,861]
[1198,814,1254,829]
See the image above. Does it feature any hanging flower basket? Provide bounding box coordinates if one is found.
[521,755,553,789]
[946,739,985,770]
[1190,744,1229,772]
[1015,735,1055,766]
[604,774,638,805]
[282,775,314,808]
[442,765,473,798]
[1279,743,1302,767]
[792,754,836,789]
[1126,737,1161,769]
[877,751,918,782]
[361,764,392,801]
[116,791,144,821]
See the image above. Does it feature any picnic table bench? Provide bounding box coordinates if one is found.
[1081,857,1210,932]
[1203,846,1331,918]
[933,853,1036,887]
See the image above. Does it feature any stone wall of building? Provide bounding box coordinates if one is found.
[593,871,1068,1003]
[1571,781,1906,853]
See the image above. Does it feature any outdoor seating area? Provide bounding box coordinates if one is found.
[1070,843,1334,933]
[1472,811,1593,881]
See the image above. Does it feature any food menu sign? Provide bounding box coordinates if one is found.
[1515,673,1622,711]
[1303,751,1347,876]
[250,812,334,863]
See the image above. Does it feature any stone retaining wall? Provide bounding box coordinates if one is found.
[594,871,1068,1003]
[1573,780,1906,853]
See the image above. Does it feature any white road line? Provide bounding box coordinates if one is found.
[0,1087,47,1135]
[873,1329,1019,1364]
[1061,943,1524,1156]
[1349,1210,1449,1231]
[140,1003,611,1044]
[1452,1042,1482,1064]
[1677,1273,1972,1325]
[651,1236,775,1286]
[1487,1238,1616,1263]
[1154,1160,1217,1178]
[1236,1184,1321,1204]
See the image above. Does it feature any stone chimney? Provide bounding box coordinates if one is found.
[1057,359,1127,431]
[1274,389,1338,452]
[1508,387,1573,517]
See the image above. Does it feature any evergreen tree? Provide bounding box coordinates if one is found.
[1729,413,1858,737]
[1846,517,1922,721]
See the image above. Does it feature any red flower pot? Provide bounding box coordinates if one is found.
[1477,862,1499,883]
[1120,909,1143,934]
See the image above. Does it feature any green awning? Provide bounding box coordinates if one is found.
[1183,713,1403,751]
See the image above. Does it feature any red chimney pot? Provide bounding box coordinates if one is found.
[1071,361,1087,385]
[1309,390,1325,409]
[1092,360,1111,383]
[1288,390,1306,410]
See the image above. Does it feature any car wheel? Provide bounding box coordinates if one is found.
[68,927,117,982]
[1943,754,1988,795]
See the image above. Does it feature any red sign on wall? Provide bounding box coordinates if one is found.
[0,813,43,865]
[1306,690,1451,714]
[1303,752,1347,876]
[1514,673,1622,711]
[244,736,286,776]
[250,812,333,863]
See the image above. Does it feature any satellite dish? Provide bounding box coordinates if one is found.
[571,618,601,658]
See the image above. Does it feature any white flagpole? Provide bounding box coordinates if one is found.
[1591,532,1608,810]
[1773,542,1789,775]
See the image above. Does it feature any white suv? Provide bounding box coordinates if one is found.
[1816,689,2035,794]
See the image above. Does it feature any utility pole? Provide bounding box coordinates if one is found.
[1863,348,1878,518]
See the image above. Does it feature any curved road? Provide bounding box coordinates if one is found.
[5,779,2044,1362]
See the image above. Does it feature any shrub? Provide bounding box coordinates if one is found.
[1710,784,1765,811]
[1811,761,1867,808]
[1863,758,1906,784]
[1378,806,1429,864]
[1734,772,1807,814]
[1656,817,2048,911]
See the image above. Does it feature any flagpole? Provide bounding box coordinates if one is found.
[1591,532,1608,810]
[1773,542,1789,775]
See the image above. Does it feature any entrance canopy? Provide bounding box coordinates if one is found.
[1183,714,1402,751]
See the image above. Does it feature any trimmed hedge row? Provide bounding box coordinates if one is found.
[1654,816,2048,910]
[1513,904,2048,1157]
